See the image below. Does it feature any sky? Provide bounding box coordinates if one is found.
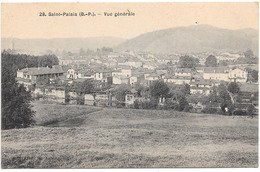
[1,2,259,39]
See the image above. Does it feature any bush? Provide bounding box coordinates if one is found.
[184,105,192,112]
[133,100,139,109]
[233,109,247,116]
[201,108,218,114]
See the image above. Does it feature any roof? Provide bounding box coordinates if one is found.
[148,73,161,77]
[190,86,210,90]
[204,67,229,73]
[126,89,138,94]
[164,75,191,80]
[190,79,215,86]
[19,66,64,76]
[16,77,31,83]
[240,83,258,93]
[175,68,192,73]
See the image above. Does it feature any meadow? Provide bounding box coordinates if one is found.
[1,102,258,168]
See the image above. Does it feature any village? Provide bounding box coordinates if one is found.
[15,50,258,115]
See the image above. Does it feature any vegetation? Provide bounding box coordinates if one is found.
[2,103,258,168]
[178,55,199,68]
[205,55,218,67]
[1,52,59,129]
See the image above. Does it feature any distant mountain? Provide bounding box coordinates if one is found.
[115,25,258,55]
[1,37,125,55]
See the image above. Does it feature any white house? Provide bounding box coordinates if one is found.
[125,89,138,108]
[189,79,217,95]
[203,67,229,82]
[67,68,75,79]
[164,76,191,85]
[175,68,192,77]
[94,70,112,82]
[228,68,248,83]
[112,76,129,85]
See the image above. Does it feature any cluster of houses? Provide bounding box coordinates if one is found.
[16,52,258,112]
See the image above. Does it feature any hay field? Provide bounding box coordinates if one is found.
[1,103,258,168]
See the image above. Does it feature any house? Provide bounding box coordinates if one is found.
[66,68,75,79]
[189,79,217,95]
[94,69,112,82]
[75,69,95,79]
[112,66,132,77]
[125,89,138,108]
[32,86,65,103]
[164,75,191,85]
[228,68,248,83]
[16,65,65,90]
[44,87,66,103]
[84,94,95,106]
[112,75,129,85]
[175,68,192,77]
[143,62,158,70]
[203,67,229,82]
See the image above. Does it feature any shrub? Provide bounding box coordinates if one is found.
[233,109,247,116]
[201,108,218,114]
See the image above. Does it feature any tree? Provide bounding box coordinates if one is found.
[80,79,94,94]
[227,82,240,94]
[247,104,255,118]
[149,80,169,99]
[226,100,235,116]
[244,49,255,59]
[2,53,35,129]
[113,84,130,103]
[177,96,188,111]
[251,70,258,82]
[217,83,231,112]
[205,55,218,67]
[79,48,86,56]
[178,55,198,68]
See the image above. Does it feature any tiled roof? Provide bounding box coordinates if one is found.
[164,75,191,80]
[204,67,229,73]
[240,83,258,93]
[19,66,64,76]
[190,79,215,86]
[175,68,192,73]
[190,86,210,90]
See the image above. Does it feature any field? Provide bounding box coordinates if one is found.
[1,102,258,168]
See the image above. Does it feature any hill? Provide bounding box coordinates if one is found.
[1,37,125,55]
[115,25,258,54]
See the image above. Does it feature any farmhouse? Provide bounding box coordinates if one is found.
[203,67,229,82]
[94,69,112,82]
[125,89,138,108]
[189,79,217,95]
[17,65,65,90]
[175,68,192,77]
[164,75,191,85]
[228,68,248,83]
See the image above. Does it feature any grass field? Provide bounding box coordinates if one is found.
[1,102,258,168]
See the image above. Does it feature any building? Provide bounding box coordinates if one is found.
[112,76,129,85]
[228,68,248,83]
[75,69,95,80]
[189,79,216,95]
[94,69,112,82]
[16,65,65,90]
[203,67,229,82]
[164,75,191,85]
[125,89,138,107]
[175,68,192,77]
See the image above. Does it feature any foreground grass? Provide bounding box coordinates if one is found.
[1,104,258,168]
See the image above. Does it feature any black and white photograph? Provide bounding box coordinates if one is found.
[1,2,259,168]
